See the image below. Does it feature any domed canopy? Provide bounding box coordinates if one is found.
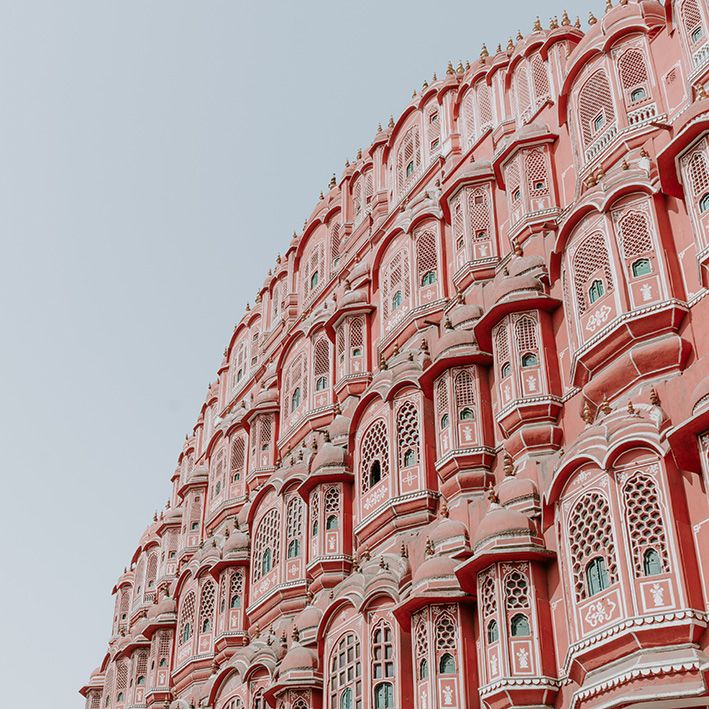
[280,642,318,674]
[473,496,536,550]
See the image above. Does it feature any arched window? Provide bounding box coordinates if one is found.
[501,362,511,378]
[643,548,663,576]
[568,491,618,600]
[136,676,145,686]
[577,69,615,148]
[288,539,300,558]
[521,353,538,367]
[588,278,605,304]
[199,581,216,634]
[291,387,301,412]
[631,258,652,277]
[487,619,499,643]
[230,571,243,609]
[360,419,389,493]
[374,682,394,709]
[454,369,476,423]
[253,508,280,582]
[415,228,438,294]
[439,653,456,674]
[586,556,610,596]
[314,337,330,393]
[440,413,450,429]
[682,0,706,45]
[623,472,670,578]
[396,124,422,192]
[700,192,709,212]
[510,613,531,636]
[178,591,196,645]
[230,435,245,483]
[421,271,436,286]
[397,400,420,470]
[286,496,303,559]
[630,87,646,103]
[391,290,403,310]
[326,514,338,530]
[419,658,429,679]
[459,407,474,421]
[316,376,327,390]
[329,633,362,709]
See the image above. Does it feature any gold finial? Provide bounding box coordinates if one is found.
[600,396,611,414]
[513,240,523,257]
[575,16,581,28]
[516,29,523,41]
[356,148,362,159]
[503,453,514,477]
[696,84,708,99]
[319,191,324,200]
[588,11,598,25]
[412,89,417,98]
[550,16,559,29]
[388,115,395,128]
[446,61,455,75]
[506,37,514,51]
[424,538,435,557]
[561,9,571,26]
[496,43,502,53]
[432,72,438,81]
[621,158,629,170]
[480,43,489,59]
[627,400,636,415]
[582,401,593,425]
[400,541,408,558]
[422,79,428,90]
[245,301,250,311]
[605,0,613,12]
[420,337,429,355]
[465,60,471,71]
[649,387,661,406]
[292,625,300,642]
[456,60,464,74]
[533,16,542,31]
[329,173,336,188]
[440,497,449,517]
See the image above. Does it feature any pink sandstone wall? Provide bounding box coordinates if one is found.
[81,2,709,708]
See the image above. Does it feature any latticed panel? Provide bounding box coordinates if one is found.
[350,317,364,350]
[90,692,100,709]
[314,337,330,378]
[360,418,390,493]
[158,629,171,659]
[415,228,438,283]
[135,651,148,677]
[145,553,158,590]
[616,209,654,259]
[681,0,704,39]
[336,323,346,378]
[178,591,196,643]
[330,222,341,264]
[435,613,457,649]
[480,574,498,617]
[468,186,491,239]
[116,661,128,692]
[325,486,340,513]
[310,491,320,530]
[396,400,421,466]
[199,581,216,630]
[286,496,303,542]
[506,156,521,193]
[397,124,422,192]
[104,667,114,705]
[623,473,670,577]
[617,48,648,94]
[453,194,465,242]
[515,63,531,117]
[427,105,441,157]
[231,569,244,605]
[515,315,539,354]
[352,178,362,216]
[454,369,476,410]
[260,415,272,450]
[462,89,476,143]
[371,621,395,679]
[526,149,549,196]
[477,81,493,128]
[231,436,246,479]
[531,54,550,102]
[578,70,615,145]
[414,612,429,658]
[329,633,362,707]
[572,231,614,314]
[436,377,449,420]
[494,322,510,369]
[504,570,530,609]
[253,508,280,581]
[568,491,619,601]
[364,170,374,202]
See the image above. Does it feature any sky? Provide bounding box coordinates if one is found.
[0,0,592,704]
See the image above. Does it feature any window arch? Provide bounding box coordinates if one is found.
[415,228,438,293]
[230,570,243,609]
[526,149,548,197]
[468,185,493,247]
[504,570,530,609]
[286,496,303,559]
[253,508,280,582]
[515,316,539,366]
[436,378,449,430]
[328,633,362,709]
[199,580,216,633]
[435,612,457,650]
[396,400,420,469]
[396,124,422,193]
[568,491,618,601]
[623,472,669,578]
[439,653,456,674]
[617,48,649,104]
[360,419,390,493]
[487,619,499,643]
[572,231,614,315]
[681,0,706,47]
[454,369,476,421]
[178,591,196,645]
[374,682,394,709]
[372,621,395,679]
[577,69,615,148]
[230,435,246,485]
[313,337,330,394]
[510,613,531,636]
[700,192,709,212]
[282,350,308,423]
[381,249,411,324]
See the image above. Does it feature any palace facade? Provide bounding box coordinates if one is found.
[81,2,709,707]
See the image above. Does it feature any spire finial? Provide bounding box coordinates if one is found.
[480,43,489,59]
[561,9,571,26]
[486,483,499,504]
[503,453,515,477]
[533,16,542,31]
[588,11,598,24]
[605,0,613,12]
[329,174,336,188]
[446,61,455,76]
[582,401,593,425]
[550,16,559,29]
[650,387,661,406]
[506,37,514,51]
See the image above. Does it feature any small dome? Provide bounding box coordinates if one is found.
[223,527,250,555]
[412,554,457,586]
[294,603,322,634]
[497,460,539,508]
[328,411,351,441]
[430,517,468,546]
[473,500,535,548]
[311,440,346,472]
[280,643,318,673]
[254,388,278,406]
[507,253,546,278]
[340,287,368,307]
[155,593,177,616]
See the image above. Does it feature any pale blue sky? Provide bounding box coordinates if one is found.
[0,1,592,705]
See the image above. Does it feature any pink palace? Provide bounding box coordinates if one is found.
[81,2,709,707]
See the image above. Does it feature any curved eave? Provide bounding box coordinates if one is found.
[323,302,374,341]
[297,466,353,499]
[419,348,492,394]
[454,545,555,591]
[393,590,473,630]
[493,131,557,189]
[474,295,561,351]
